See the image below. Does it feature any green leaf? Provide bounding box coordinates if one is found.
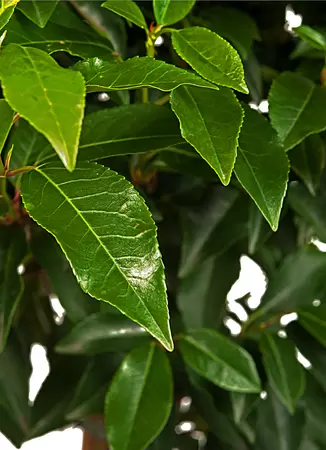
[153,0,195,26]
[102,0,147,31]
[255,385,305,450]
[260,333,305,414]
[0,99,13,155]
[248,203,272,255]
[0,226,27,352]
[171,27,248,93]
[294,25,326,51]
[179,328,261,392]
[105,342,173,450]
[299,304,326,349]
[56,312,150,355]
[0,404,26,448]
[74,56,218,93]
[0,44,85,171]
[289,135,325,196]
[304,376,326,448]
[32,231,98,323]
[170,86,243,185]
[0,3,17,32]
[78,104,186,161]
[269,72,326,151]
[5,12,115,60]
[17,0,59,28]
[235,105,289,231]
[21,162,173,351]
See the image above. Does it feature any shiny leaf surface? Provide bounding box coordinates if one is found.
[102,0,147,31]
[17,0,59,28]
[153,0,195,26]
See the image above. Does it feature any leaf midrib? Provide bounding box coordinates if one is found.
[79,134,183,149]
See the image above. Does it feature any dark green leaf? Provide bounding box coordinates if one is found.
[299,303,326,348]
[56,312,149,354]
[21,162,173,351]
[248,203,272,255]
[289,135,325,196]
[260,333,305,414]
[231,391,260,426]
[179,328,261,392]
[0,99,13,155]
[254,386,305,450]
[78,104,186,161]
[304,376,326,448]
[294,25,326,51]
[269,72,326,151]
[235,105,289,231]
[105,342,173,450]
[172,27,248,93]
[0,404,25,448]
[170,86,243,185]
[74,56,217,93]
[0,226,27,352]
[17,0,59,28]
[153,0,195,26]
[0,44,85,171]
[102,0,147,31]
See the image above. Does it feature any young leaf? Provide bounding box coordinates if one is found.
[74,56,218,93]
[0,227,27,352]
[170,86,243,185]
[21,162,173,351]
[171,27,248,93]
[179,328,261,392]
[105,342,173,450]
[0,99,13,155]
[56,313,149,355]
[260,333,305,414]
[17,0,60,28]
[78,104,186,161]
[102,0,147,31]
[153,0,195,26]
[0,44,85,171]
[235,105,289,231]
[294,25,326,51]
[299,304,326,349]
[289,135,325,196]
[269,72,326,151]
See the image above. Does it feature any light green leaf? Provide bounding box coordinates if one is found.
[56,312,149,354]
[105,342,173,450]
[0,44,85,171]
[179,328,261,392]
[0,226,26,352]
[74,56,218,93]
[21,162,173,351]
[0,99,14,155]
[102,0,147,31]
[289,135,325,196]
[170,86,243,185]
[172,27,248,93]
[78,104,186,161]
[299,304,326,349]
[17,0,59,28]
[0,2,17,32]
[154,0,195,26]
[235,105,289,231]
[269,72,326,151]
[260,333,305,414]
[294,25,326,51]
[5,12,115,60]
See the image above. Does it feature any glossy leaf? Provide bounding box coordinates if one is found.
[170,86,243,185]
[56,313,149,354]
[78,104,186,161]
[0,226,27,352]
[0,2,17,32]
[105,342,173,450]
[235,105,289,231]
[269,72,326,151]
[153,0,195,26]
[299,304,326,348]
[5,12,115,60]
[17,0,59,28]
[172,27,248,93]
[102,0,147,31]
[260,333,305,413]
[0,99,13,155]
[289,135,325,196]
[74,56,217,93]
[21,162,173,351]
[179,328,261,392]
[294,25,326,51]
[0,44,85,171]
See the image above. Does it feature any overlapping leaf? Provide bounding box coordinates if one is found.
[299,304,326,348]
[153,0,195,26]
[0,99,13,155]
[0,1,17,32]
[17,0,59,28]
[102,0,147,31]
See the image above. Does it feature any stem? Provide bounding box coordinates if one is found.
[141,87,149,103]
[154,93,170,105]
[0,175,14,218]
